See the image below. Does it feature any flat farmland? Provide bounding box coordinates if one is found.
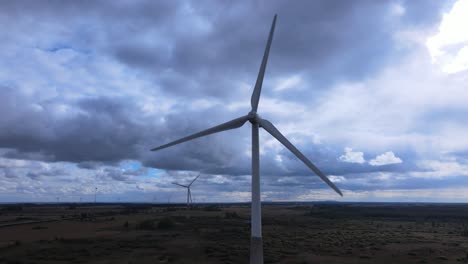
[1,203,468,263]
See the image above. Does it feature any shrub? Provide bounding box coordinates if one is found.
[32,226,48,230]
[462,228,468,237]
[203,205,221,211]
[137,219,156,230]
[15,217,34,221]
[2,205,23,212]
[157,217,175,229]
[225,212,240,219]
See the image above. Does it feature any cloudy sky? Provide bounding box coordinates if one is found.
[1,0,468,203]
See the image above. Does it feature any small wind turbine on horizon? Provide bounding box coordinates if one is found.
[171,173,200,208]
[150,14,342,264]
[94,187,97,203]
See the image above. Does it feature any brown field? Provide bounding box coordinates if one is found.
[1,203,468,263]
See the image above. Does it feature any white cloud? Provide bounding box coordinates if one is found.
[340,187,468,202]
[412,158,468,178]
[289,37,468,158]
[0,157,29,168]
[339,147,365,164]
[328,175,346,183]
[369,151,402,166]
[390,3,405,17]
[426,0,468,73]
[273,74,302,92]
[207,175,231,184]
[442,45,468,74]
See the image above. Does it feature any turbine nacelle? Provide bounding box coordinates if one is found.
[248,111,261,124]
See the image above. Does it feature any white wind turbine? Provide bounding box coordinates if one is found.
[151,14,342,264]
[171,173,200,207]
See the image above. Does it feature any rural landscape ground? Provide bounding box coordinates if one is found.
[1,202,468,263]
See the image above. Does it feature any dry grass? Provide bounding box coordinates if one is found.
[1,203,468,263]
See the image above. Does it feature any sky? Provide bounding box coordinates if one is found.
[1,0,468,203]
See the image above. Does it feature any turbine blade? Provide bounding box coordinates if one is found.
[250,14,277,113]
[172,182,188,188]
[151,115,249,151]
[188,173,201,187]
[257,118,343,196]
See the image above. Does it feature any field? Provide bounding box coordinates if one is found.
[1,203,468,263]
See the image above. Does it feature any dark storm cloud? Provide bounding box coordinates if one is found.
[109,2,387,99]
[105,0,449,101]
[3,149,55,162]
[141,109,253,174]
[0,84,423,179]
[0,87,143,163]
[0,1,178,24]
[0,84,254,174]
[1,1,447,99]
[0,0,453,195]
[26,169,65,180]
[77,161,104,170]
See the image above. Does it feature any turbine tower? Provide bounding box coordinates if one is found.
[150,14,342,264]
[171,173,201,207]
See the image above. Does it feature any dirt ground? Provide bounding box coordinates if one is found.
[1,202,468,263]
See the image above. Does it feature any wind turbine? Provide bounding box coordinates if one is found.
[94,187,97,204]
[150,14,342,264]
[171,173,201,207]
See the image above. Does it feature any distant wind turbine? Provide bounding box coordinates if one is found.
[171,173,201,207]
[150,14,342,264]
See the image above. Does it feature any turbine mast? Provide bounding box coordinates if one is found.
[251,122,263,263]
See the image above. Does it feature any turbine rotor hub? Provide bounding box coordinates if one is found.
[248,111,259,123]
